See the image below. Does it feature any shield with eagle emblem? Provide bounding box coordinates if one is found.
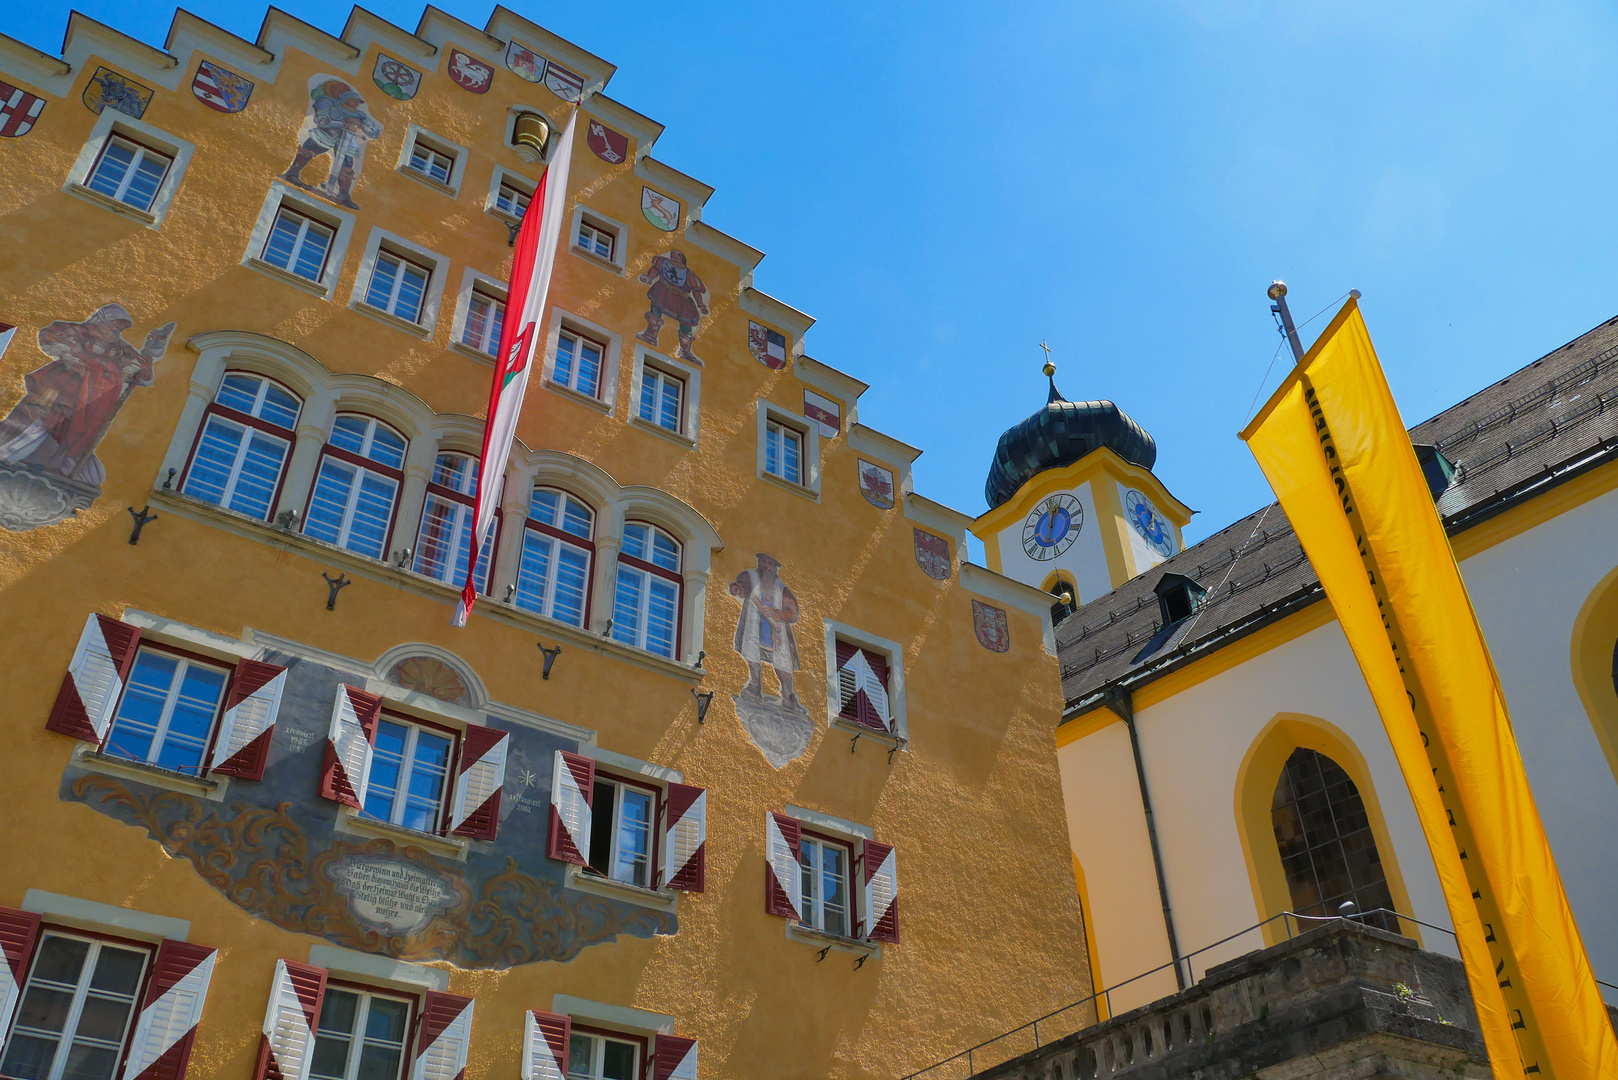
[913,529,952,580]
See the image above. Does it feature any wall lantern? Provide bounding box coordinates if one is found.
[538,640,563,680]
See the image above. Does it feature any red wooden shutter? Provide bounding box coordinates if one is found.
[661,782,706,892]
[210,658,287,780]
[122,939,217,1080]
[764,811,803,918]
[449,724,508,840]
[836,643,891,732]
[253,958,327,1080]
[47,613,141,742]
[546,749,595,865]
[412,991,473,1080]
[521,1009,570,1079]
[860,838,899,943]
[835,640,859,722]
[651,1034,698,1080]
[0,906,42,1044]
[318,685,381,807]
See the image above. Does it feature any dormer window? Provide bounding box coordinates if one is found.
[1154,572,1206,626]
[1412,443,1455,500]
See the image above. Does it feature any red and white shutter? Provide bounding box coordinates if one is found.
[546,749,594,865]
[449,724,508,840]
[122,939,217,1080]
[318,685,381,807]
[520,1009,571,1080]
[47,613,141,742]
[210,659,287,780]
[661,783,706,892]
[764,812,803,919]
[253,959,327,1080]
[836,643,891,732]
[411,991,473,1080]
[860,839,899,944]
[651,1034,698,1080]
[0,906,42,1043]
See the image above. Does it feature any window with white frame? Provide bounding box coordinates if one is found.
[413,453,495,592]
[798,831,853,937]
[363,250,431,324]
[308,984,412,1080]
[84,133,171,213]
[566,1029,640,1080]
[461,290,506,356]
[0,931,149,1080]
[612,523,681,659]
[405,138,455,186]
[515,487,593,627]
[586,772,656,888]
[181,372,301,521]
[303,414,407,560]
[495,179,531,220]
[638,364,684,433]
[101,646,230,775]
[261,206,336,282]
[575,217,616,262]
[765,418,804,484]
[553,328,606,398]
[363,714,455,833]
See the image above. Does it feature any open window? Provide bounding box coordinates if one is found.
[764,810,898,947]
[546,749,705,895]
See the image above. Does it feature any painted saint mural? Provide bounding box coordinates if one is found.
[0,304,175,531]
[636,250,709,362]
[282,75,383,210]
[729,553,813,768]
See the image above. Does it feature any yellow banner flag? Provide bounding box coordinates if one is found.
[1239,299,1617,1079]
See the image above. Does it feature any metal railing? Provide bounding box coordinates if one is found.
[899,908,1451,1080]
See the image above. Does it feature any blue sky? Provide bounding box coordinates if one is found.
[12,1,1618,552]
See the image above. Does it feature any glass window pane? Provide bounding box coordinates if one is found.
[646,578,678,658]
[621,523,648,561]
[305,458,357,545]
[320,990,361,1035]
[230,430,289,519]
[650,531,679,571]
[154,662,226,773]
[31,936,90,987]
[515,532,555,616]
[60,1042,120,1080]
[601,1041,636,1080]
[394,265,428,323]
[124,152,168,212]
[555,336,576,388]
[345,471,399,559]
[638,372,657,423]
[87,140,134,200]
[105,651,178,765]
[356,1043,402,1080]
[561,498,592,538]
[566,1034,594,1080]
[613,568,643,648]
[576,341,601,397]
[616,788,652,886]
[216,373,263,413]
[530,488,560,527]
[368,427,406,469]
[553,545,589,626]
[183,415,246,508]
[658,378,680,431]
[364,997,409,1042]
[366,255,401,311]
[329,415,369,454]
[414,495,462,582]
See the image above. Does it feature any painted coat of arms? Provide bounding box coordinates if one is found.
[641,186,681,231]
[82,67,152,119]
[191,60,252,113]
[506,40,546,83]
[373,54,422,100]
[858,459,894,510]
[0,304,175,531]
[544,61,584,102]
[973,600,1011,653]
[748,322,787,370]
[729,553,813,768]
[587,119,628,163]
[914,528,953,580]
[447,48,493,93]
[0,81,46,137]
[282,75,383,210]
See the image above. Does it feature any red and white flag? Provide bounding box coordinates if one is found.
[454,111,577,627]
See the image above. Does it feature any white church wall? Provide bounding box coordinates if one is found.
[994,481,1113,604]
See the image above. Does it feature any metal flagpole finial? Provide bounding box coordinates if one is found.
[1267,281,1306,364]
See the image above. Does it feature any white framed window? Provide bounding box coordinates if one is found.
[85,134,171,213]
[64,111,194,228]
[308,985,412,1080]
[303,414,408,560]
[396,125,468,195]
[0,931,150,1080]
[553,328,606,399]
[515,487,594,627]
[461,291,506,356]
[799,832,853,937]
[567,205,628,272]
[576,218,615,262]
[612,522,681,659]
[566,1029,640,1080]
[487,166,536,224]
[586,773,656,889]
[407,143,453,185]
[363,714,455,833]
[364,250,431,324]
[261,207,336,283]
[413,453,495,591]
[497,181,530,220]
[757,401,821,496]
[101,646,229,776]
[350,229,448,335]
[629,347,701,446]
[181,372,301,521]
[765,419,803,484]
[638,365,684,433]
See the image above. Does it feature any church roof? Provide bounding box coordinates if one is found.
[1058,311,1618,716]
[984,374,1156,509]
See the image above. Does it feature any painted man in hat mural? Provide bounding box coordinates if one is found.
[636,249,709,362]
[282,76,382,209]
[729,552,801,708]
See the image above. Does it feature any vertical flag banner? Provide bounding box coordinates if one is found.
[1240,299,1618,1080]
[455,111,577,627]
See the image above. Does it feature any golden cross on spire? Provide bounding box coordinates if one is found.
[1038,340,1055,378]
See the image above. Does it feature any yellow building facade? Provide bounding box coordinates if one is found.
[0,8,1089,1080]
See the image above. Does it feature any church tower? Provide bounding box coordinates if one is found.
[970,363,1192,609]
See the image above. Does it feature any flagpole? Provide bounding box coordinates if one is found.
[1267,281,1306,363]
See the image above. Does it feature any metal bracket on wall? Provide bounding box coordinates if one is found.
[322,572,352,610]
[849,728,862,754]
[126,505,157,545]
[816,946,831,963]
[538,641,562,680]
[854,955,868,971]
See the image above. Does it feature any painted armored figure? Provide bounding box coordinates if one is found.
[282,78,382,209]
[636,249,709,361]
[729,552,801,707]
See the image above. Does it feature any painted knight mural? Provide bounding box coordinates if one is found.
[637,249,708,362]
[282,75,382,209]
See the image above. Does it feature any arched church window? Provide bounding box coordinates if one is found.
[1271,748,1397,931]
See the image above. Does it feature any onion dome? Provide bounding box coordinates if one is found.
[984,363,1157,509]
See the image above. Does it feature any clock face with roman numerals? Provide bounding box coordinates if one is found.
[1022,493,1083,561]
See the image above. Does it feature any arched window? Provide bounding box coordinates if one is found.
[412,453,495,591]
[1049,581,1077,625]
[515,487,593,626]
[181,372,301,520]
[303,413,407,560]
[613,522,681,658]
[1271,748,1397,930]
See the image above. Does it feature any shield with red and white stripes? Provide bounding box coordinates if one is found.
[123,940,217,1080]
[0,81,45,138]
